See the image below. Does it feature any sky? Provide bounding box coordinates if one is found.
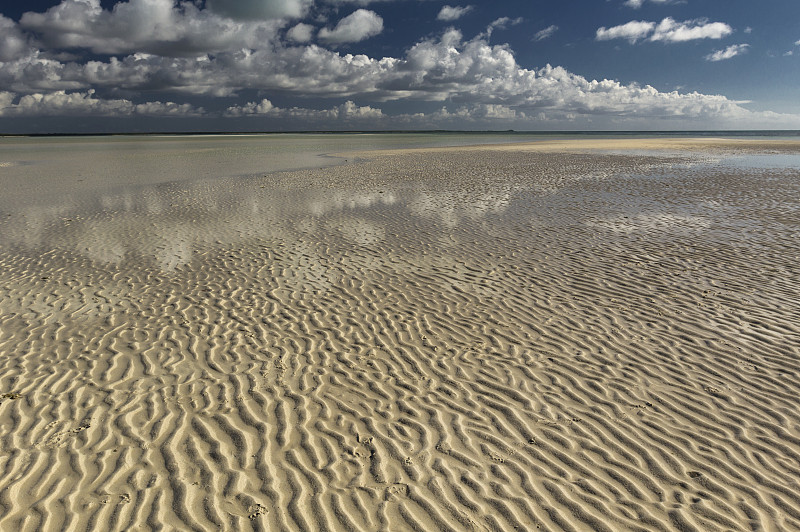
[1,0,799,132]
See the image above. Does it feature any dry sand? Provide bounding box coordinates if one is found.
[1,139,799,531]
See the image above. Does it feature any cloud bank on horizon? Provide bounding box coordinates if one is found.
[0,0,799,132]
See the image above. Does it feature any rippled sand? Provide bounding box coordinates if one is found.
[1,139,799,531]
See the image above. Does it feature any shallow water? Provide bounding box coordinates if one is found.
[1,135,798,272]
[714,152,800,169]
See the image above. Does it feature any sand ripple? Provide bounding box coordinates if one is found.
[1,145,799,531]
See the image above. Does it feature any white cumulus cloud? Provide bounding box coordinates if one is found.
[318,9,383,44]
[485,16,523,38]
[225,98,384,120]
[705,44,749,62]
[623,0,675,9]
[533,25,558,41]
[596,20,655,43]
[597,18,732,44]
[650,18,732,42]
[0,89,203,117]
[437,5,473,22]
[0,26,777,126]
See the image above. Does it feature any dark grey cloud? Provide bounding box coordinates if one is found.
[206,0,313,20]
[19,0,285,56]
[0,15,36,62]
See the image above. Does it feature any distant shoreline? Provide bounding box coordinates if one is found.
[336,136,800,159]
[2,129,800,139]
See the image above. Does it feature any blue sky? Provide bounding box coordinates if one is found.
[1,0,798,132]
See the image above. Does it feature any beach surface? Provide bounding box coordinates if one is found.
[1,137,799,531]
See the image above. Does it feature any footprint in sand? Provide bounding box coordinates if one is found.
[40,420,92,449]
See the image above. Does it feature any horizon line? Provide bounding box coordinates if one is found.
[3,129,800,138]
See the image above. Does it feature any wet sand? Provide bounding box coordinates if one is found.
[1,139,799,531]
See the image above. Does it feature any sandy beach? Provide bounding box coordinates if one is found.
[1,137,799,531]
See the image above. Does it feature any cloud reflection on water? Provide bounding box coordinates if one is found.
[0,172,518,272]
